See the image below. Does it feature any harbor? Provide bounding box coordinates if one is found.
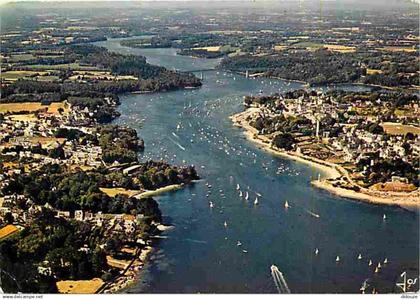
[95,38,419,293]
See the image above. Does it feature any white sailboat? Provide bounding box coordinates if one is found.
[236,184,240,190]
[224,221,228,228]
[377,262,381,268]
[383,214,387,220]
[315,248,319,255]
[245,192,249,200]
[368,260,373,266]
[239,191,243,197]
[254,197,259,205]
[237,241,242,246]
[358,254,362,260]
[284,201,290,209]
[209,201,214,208]
[336,256,340,262]
[383,258,388,264]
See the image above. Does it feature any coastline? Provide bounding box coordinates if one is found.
[230,110,419,211]
[101,223,175,293]
[104,185,186,291]
[135,184,183,199]
[230,70,410,91]
[100,245,154,293]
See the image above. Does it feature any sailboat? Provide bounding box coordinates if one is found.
[358,254,362,260]
[254,197,259,205]
[368,260,373,266]
[237,241,242,246]
[224,221,228,228]
[284,201,290,209]
[383,258,388,264]
[245,192,249,200]
[236,184,240,190]
[315,248,319,255]
[383,214,387,220]
[336,256,340,262]
[375,267,379,273]
[239,191,243,197]
[377,262,381,268]
[209,201,214,208]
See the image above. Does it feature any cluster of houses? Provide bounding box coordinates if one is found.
[246,91,419,188]
[0,102,108,228]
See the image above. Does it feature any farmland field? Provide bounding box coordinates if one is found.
[366,68,383,75]
[0,224,19,240]
[376,46,417,52]
[1,70,47,81]
[56,279,104,294]
[193,46,222,52]
[9,53,36,62]
[21,63,103,71]
[324,44,356,53]
[0,102,69,115]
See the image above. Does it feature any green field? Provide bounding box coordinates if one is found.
[10,53,36,62]
[1,70,47,81]
[21,63,103,71]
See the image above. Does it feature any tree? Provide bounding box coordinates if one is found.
[273,133,295,151]
[4,212,14,224]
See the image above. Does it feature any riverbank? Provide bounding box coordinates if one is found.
[229,70,410,91]
[100,245,153,294]
[136,184,183,199]
[231,110,419,211]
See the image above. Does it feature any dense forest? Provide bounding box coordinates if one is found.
[1,44,202,101]
[220,49,419,87]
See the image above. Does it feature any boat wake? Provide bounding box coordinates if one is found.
[168,136,186,151]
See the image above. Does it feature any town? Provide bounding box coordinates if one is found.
[232,89,419,208]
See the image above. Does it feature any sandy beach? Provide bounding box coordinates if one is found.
[231,110,419,211]
[99,245,153,294]
[135,184,183,199]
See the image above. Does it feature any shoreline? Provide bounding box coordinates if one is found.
[101,223,175,293]
[230,110,419,211]
[100,245,154,294]
[230,70,409,91]
[135,184,183,199]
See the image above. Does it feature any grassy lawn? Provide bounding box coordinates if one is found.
[99,187,141,198]
[56,278,104,294]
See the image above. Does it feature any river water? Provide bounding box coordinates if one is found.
[95,38,419,294]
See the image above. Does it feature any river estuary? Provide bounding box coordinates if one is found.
[95,38,419,293]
